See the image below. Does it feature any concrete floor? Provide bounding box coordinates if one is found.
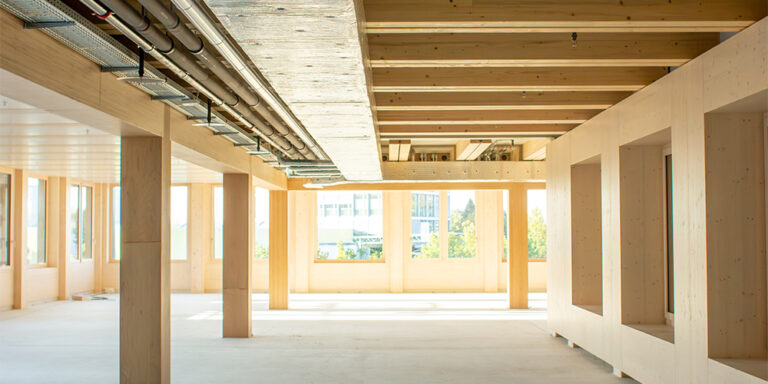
[0,293,636,384]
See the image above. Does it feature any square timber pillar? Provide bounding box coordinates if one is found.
[269,190,288,309]
[222,173,253,338]
[508,184,529,309]
[119,121,172,383]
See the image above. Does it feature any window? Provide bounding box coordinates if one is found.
[502,190,509,262]
[213,186,223,259]
[69,184,92,261]
[411,191,440,258]
[112,186,120,261]
[254,187,269,259]
[664,153,674,316]
[68,185,79,260]
[316,191,383,260]
[0,173,10,266]
[527,189,547,260]
[26,178,46,265]
[171,186,188,260]
[571,156,603,315]
[447,191,476,258]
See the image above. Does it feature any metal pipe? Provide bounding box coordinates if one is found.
[134,0,316,160]
[87,0,303,159]
[171,0,326,161]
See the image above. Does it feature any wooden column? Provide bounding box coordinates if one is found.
[222,173,253,338]
[57,177,68,300]
[386,191,407,293]
[11,169,25,309]
[508,184,528,309]
[269,190,289,309]
[120,109,171,384]
[187,184,208,293]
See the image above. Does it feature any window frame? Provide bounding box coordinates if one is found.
[314,190,385,263]
[68,180,95,263]
[24,173,49,267]
[0,166,14,268]
[409,190,479,262]
[500,184,547,263]
[170,184,190,262]
[662,145,675,324]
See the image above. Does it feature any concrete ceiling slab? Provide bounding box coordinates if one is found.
[204,0,382,181]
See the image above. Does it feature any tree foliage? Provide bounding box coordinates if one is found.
[527,207,546,259]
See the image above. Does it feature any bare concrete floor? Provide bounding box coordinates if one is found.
[0,293,636,383]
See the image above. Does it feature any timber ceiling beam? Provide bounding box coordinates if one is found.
[363,0,766,33]
[376,109,598,125]
[379,124,573,138]
[372,67,668,92]
[368,33,720,68]
[374,91,632,111]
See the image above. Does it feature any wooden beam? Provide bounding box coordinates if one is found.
[364,0,766,33]
[456,140,492,161]
[379,124,573,137]
[222,173,253,338]
[287,178,545,191]
[269,190,289,310]
[387,140,411,161]
[382,161,545,181]
[120,113,171,383]
[374,91,631,111]
[522,139,552,161]
[508,183,528,309]
[372,67,667,92]
[368,33,720,68]
[376,110,598,125]
[11,169,25,309]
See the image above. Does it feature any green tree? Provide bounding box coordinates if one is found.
[254,243,269,259]
[415,233,440,258]
[528,207,546,259]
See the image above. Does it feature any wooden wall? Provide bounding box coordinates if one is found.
[546,16,768,384]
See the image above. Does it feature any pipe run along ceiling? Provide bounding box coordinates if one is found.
[205,0,382,181]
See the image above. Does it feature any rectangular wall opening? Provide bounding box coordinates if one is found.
[619,128,674,343]
[571,155,603,315]
[705,107,768,381]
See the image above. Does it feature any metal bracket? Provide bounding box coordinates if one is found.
[233,143,254,147]
[213,131,239,136]
[24,21,74,29]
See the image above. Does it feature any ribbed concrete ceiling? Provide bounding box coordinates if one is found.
[205,0,382,181]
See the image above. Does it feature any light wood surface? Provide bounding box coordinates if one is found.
[222,174,253,338]
[11,169,24,309]
[508,184,527,308]
[269,191,289,309]
[570,161,603,313]
[119,109,171,384]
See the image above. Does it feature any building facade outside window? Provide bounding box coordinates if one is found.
[411,191,440,258]
[112,186,120,261]
[527,189,547,260]
[316,191,383,260]
[69,183,93,261]
[254,187,269,259]
[26,177,46,265]
[213,186,223,259]
[0,173,9,266]
[171,186,188,260]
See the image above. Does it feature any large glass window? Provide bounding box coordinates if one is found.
[26,178,46,265]
[68,185,80,260]
[502,190,509,262]
[80,186,93,260]
[0,173,10,266]
[316,191,383,260]
[171,186,188,260]
[447,191,476,258]
[69,184,92,261]
[112,186,120,261]
[527,189,546,260]
[213,186,223,259]
[411,191,440,258]
[254,187,269,259]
